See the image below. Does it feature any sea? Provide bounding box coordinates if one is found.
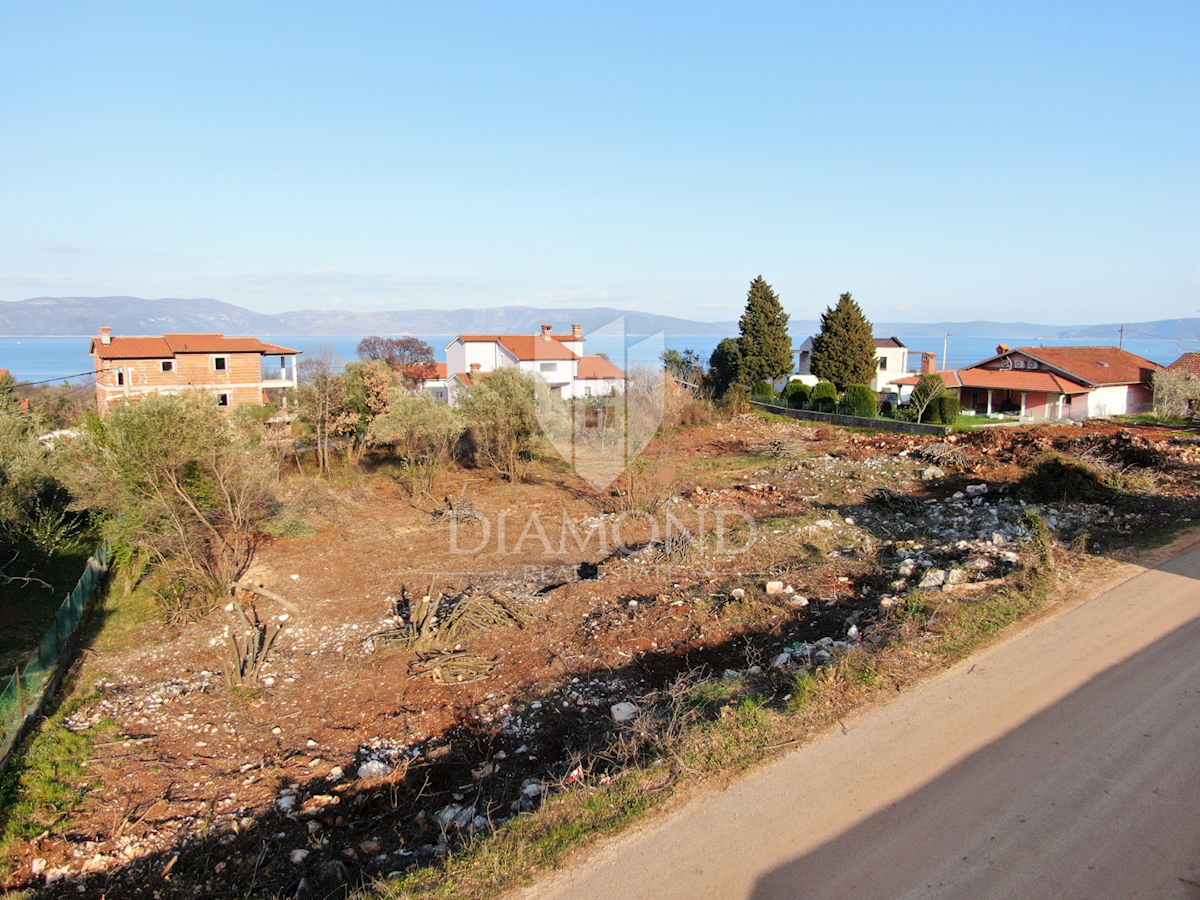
[0,333,1185,385]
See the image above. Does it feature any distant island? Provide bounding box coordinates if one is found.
[0,295,1196,342]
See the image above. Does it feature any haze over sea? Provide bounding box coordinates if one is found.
[0,334,1182,384]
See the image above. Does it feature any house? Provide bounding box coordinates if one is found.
[435,324,624,404]
[1167,352,1200,377]
[893,344,1161,421]
[791,336,916,395]
[89,326,300,416]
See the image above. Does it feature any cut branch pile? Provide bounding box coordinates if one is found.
[650,531,694,564]
[369,588,530,652]
[915,442,969,469]
[409,650,497,684]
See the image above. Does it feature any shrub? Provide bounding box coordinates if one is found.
[781,381,810,409]
[809,382,837,412]
[751,380,777,401]
[880,399,894,418]
[842,384,877,418]
[929,394,961,424]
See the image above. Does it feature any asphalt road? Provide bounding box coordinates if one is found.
[514,548,1200,900]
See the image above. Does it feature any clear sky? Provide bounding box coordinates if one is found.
[2,1,1197,325]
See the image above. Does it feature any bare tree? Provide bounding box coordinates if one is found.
[357,336,436,391]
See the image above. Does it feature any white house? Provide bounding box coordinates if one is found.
[434,324,624,403]
[790,336,912,395]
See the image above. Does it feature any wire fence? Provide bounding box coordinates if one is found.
[0,541,112,771]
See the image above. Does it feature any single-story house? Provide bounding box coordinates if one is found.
[433,324,625,404]
[90,326,300,416]
[893,344,1161,421]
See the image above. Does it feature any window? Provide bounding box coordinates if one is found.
[161,360,174,372]
[214,356,228,371]
[878,357,887,370]
[216,393,230,407]
[116,369,124,386]
[540,362,556,373]
[584,386,593,397]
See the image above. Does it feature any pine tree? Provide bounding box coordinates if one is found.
[809,293,877,390]
[735,276,793,387]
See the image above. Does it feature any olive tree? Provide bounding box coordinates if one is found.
[65,395,277,615]
[458,368,539,482]
[371,389,463,494]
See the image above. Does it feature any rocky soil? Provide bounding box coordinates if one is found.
[5,415,1197,899]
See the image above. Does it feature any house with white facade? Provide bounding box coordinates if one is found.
[435,324,624,403]
[893,344,1161,421]
[791,336,914,394]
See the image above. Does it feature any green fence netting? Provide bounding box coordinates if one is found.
[0,541,112,767]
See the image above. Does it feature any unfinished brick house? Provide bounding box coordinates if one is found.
[90,326,299,416]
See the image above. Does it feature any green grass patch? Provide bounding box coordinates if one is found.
[0,693,116,869]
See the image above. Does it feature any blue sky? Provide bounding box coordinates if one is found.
[2,1,1197,325]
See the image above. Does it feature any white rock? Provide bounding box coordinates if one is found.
[748,665,762,675]
[521,780,543,797]
[765,581,785,596]
[291,849,309,864]
[921,466,946,481]
[30,858,47,876]
[771,652,793,669]
[610,701,640,724]
[846,624,860,640]
[357,759,389,779]
[276,795,297,812]
[945,568,969,586]
[722,668,741,679]
[966,483,988,496]
[790,596,809,607]
[815,519,835,529]
[918,568,947,589]
[730,588,746,599]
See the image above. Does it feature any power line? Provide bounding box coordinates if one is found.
[10,368,113,387]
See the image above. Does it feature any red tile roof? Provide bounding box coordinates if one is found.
[1007,346,1160,386]
[891,369,1085,393]
[495,336,579,361]
[91,333,299,359]
[576,356,626,379]
[1167,353,1200,376]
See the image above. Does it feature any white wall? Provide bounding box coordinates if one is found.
[1086,384,1135,417]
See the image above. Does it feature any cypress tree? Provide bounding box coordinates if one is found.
[736,276,793,386]
[810,292,877,390]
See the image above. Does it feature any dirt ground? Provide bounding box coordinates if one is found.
[6,414,1199,898]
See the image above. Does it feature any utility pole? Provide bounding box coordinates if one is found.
[942,333,951,371]
[1119,325,1124,350]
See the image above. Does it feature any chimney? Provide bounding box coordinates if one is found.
[996,343,1010,355]
[921,352,937,375]
[572,324,582,339]
[469,362,481,373]
[100,326,112,345]
[541,324,553,341]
